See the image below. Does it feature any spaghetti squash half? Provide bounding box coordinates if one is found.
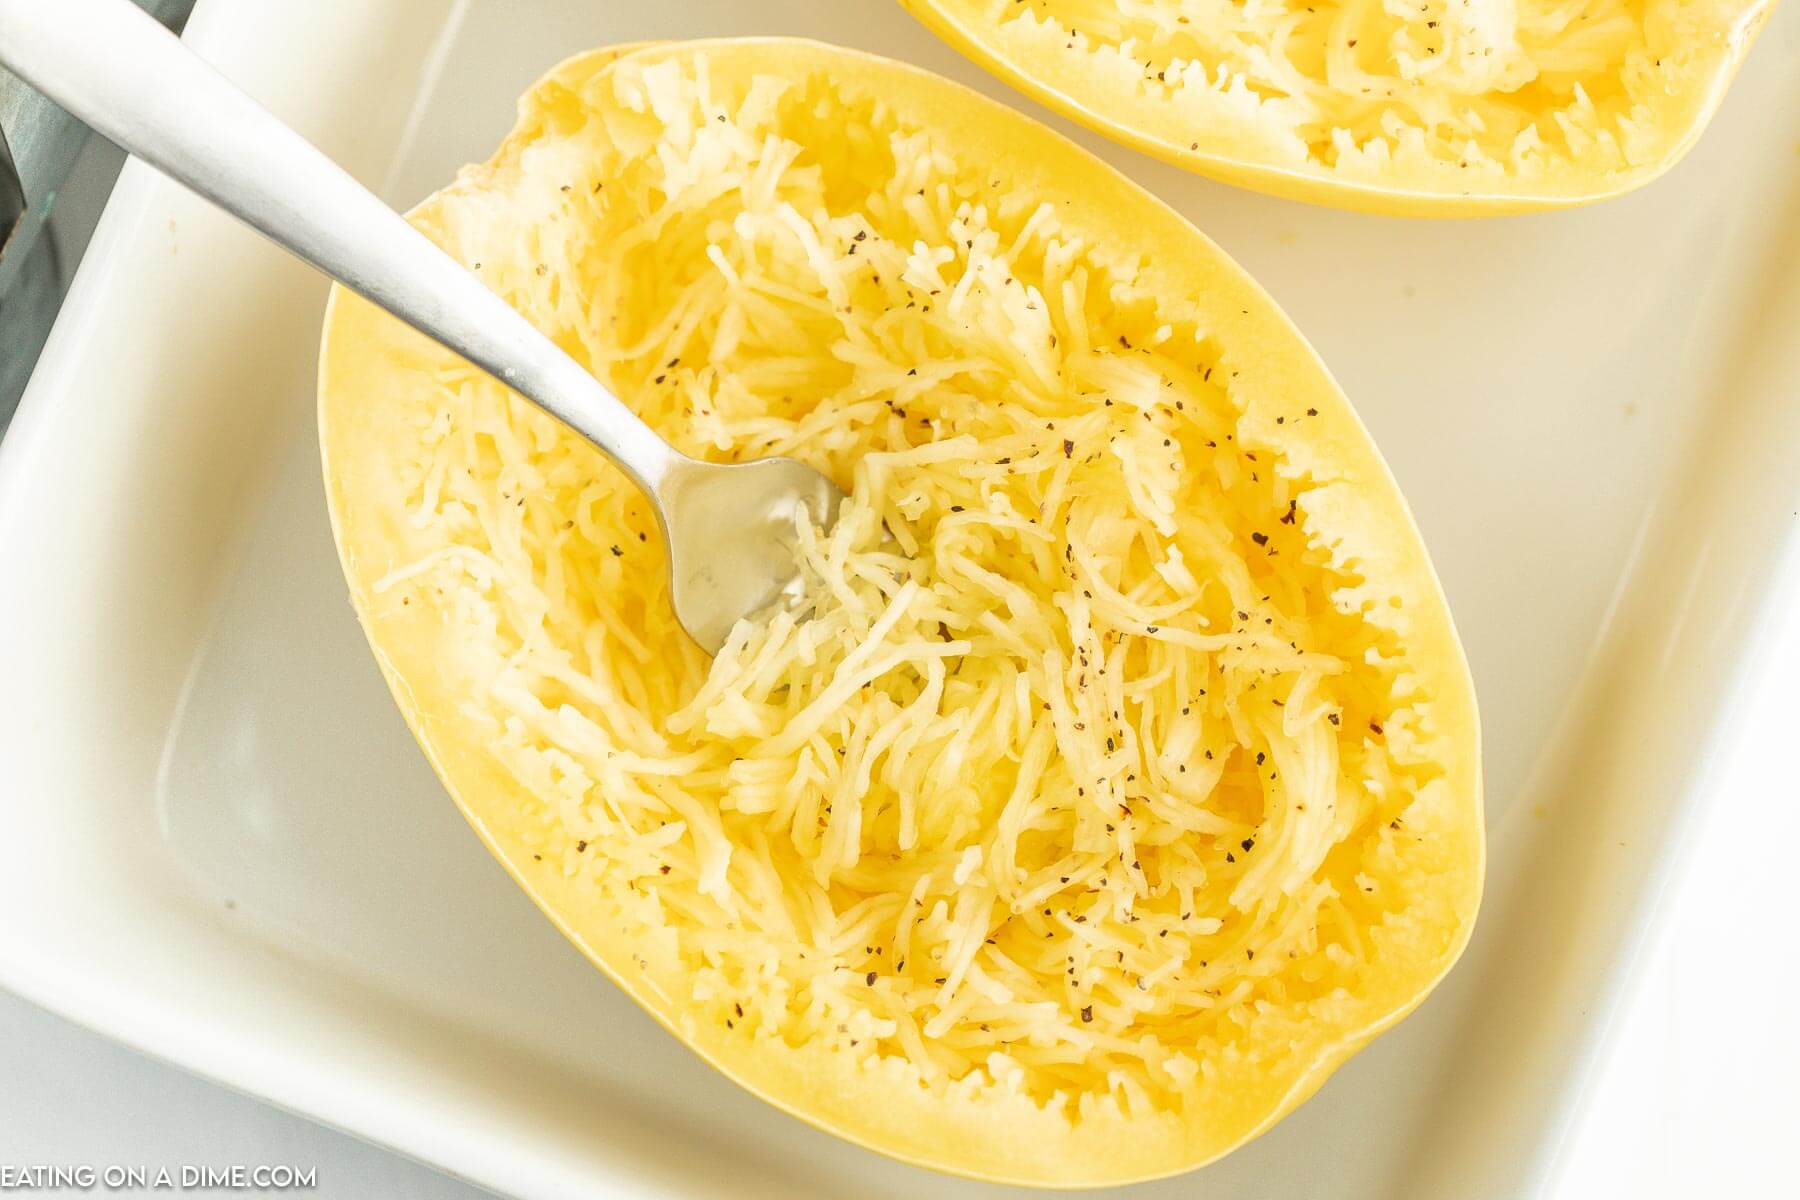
[319,39,1482,1185]
[901,0,1773,214]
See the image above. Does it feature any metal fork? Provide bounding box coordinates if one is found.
[0,0,843,652]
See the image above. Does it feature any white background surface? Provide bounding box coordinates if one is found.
[2,2,1796,1197]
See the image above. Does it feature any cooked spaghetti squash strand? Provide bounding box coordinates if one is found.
[927,0,1735,186]
[382,53,1446,1118]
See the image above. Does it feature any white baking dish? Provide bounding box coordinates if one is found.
[2,1,1796,1196]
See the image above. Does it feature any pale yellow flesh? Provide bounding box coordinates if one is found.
[900,0,1774,215]
[319,39,1483,1186]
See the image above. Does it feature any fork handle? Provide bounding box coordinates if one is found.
[0,0,685,494]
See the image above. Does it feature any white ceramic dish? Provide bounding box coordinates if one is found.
[2,2,1796,1196]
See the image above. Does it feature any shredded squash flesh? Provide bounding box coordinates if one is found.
[907,0,1764,200]
[353,48,1471,1130]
